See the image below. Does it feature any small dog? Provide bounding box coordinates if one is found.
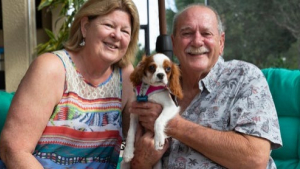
[123,53,183,168]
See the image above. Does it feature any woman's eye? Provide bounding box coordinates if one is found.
[105,24,113,28]
[122,30,130,35]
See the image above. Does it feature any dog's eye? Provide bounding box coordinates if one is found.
[149,65,156,72]
[165,67,171,73]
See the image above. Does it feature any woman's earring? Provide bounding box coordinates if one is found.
[80,38,85,46]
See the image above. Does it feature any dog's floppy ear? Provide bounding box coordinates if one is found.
[169,63,183,99]
[130,55,147,87]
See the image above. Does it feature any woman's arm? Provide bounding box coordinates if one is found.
[0,53,65,168]
[121,64,134,137]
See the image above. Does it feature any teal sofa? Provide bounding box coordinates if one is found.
[0,68,300,168]
[262,68,300,169]
[0,91,14,134]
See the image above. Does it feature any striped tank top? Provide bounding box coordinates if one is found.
[33,50,123,169]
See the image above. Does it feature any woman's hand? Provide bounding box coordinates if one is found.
[129,101,162,132]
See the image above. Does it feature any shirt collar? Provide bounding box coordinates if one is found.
[198,56,225,93]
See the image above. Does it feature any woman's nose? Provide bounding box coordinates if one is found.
[111,29,121,40]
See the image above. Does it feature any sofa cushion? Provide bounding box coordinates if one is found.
[262,68,300,169]
[262,68,300,117]
[0,91,15,134]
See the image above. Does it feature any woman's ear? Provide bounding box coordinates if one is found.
[80,17,89,38]
[169,63,183,99]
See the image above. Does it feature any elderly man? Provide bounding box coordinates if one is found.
[129,4,282,169]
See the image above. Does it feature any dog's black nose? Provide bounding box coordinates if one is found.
[157,73,164,80]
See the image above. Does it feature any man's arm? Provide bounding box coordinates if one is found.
[130,101,271,169]
[166,114,271,169]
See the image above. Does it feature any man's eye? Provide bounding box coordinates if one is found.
[182,32,191,36]
[202,32,212,37]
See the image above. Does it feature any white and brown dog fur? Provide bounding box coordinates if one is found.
[123,53,183,168]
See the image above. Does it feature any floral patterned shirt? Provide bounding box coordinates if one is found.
[162,57,282,169]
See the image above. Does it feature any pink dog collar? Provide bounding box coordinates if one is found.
[135,83,166,102]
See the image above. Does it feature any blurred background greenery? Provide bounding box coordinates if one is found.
[38,0,300,69]
[166,0,300,69]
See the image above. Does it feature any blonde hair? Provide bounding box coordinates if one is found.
[64,0,140,67]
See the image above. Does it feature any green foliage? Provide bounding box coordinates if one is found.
[134,44,145,67]
[272,0,300,39]
[210,0,297,69]
[36,0,87,55]
[282,40,300,69]
[165,9,176,35]
[166,0,300,69]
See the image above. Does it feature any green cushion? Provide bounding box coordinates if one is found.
[0,91,15,134]
[117,157,122,169]
[274,160,300,169]
[262,68,300,169]
[271,118,300,159]
[262,68,300,117]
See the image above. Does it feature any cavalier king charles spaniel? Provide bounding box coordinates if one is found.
[123,53,183,168]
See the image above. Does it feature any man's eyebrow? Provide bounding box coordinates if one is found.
[179,26,192,32]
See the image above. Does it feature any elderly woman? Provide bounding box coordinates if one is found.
[0,0,139,168]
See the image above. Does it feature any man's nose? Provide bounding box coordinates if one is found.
[191,32,204,46]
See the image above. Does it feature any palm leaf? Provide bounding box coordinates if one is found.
[38,0,53,10]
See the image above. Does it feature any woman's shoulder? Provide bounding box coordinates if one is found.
[120,64,134,112]
[121,64,134,86]
[16,51,66,105]
[121,64,134,77]
[120,64,134,100]
[29,51,66,79]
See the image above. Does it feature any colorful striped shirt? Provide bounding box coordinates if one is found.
[33,50,123,169]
